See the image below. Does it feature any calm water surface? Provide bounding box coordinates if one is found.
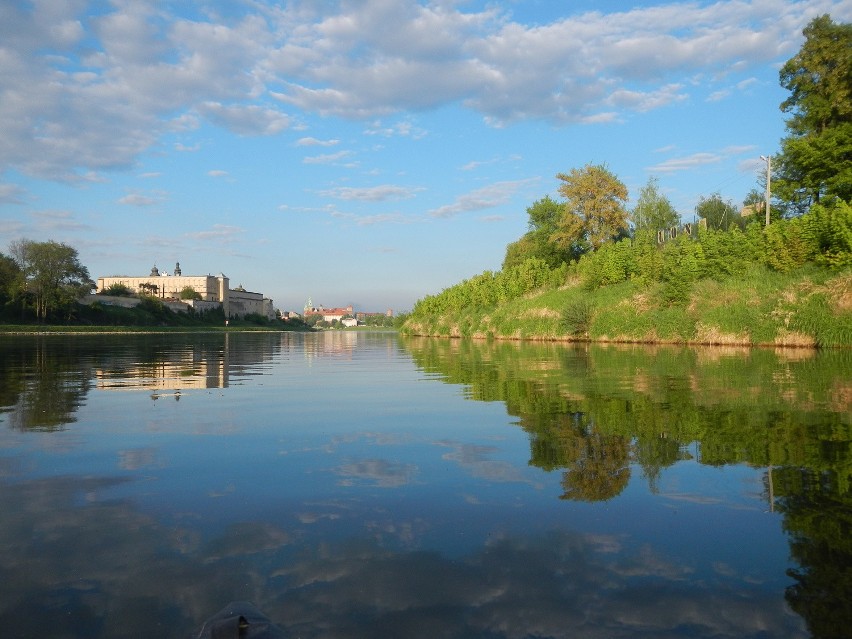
[0,332,849,638]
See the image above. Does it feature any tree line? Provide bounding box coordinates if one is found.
[411,14,851,320]
[1,239,92,323]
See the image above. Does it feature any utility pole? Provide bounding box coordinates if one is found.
[759,155,771,226]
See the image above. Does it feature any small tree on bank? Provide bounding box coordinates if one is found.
[552,164,629,256]
[180,286,202,301]
[9,239,93,321]
[631,176,679,233]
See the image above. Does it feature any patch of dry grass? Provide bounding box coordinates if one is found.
[773,329,817,348]
[520,307,561,319]
[693,323,751,345]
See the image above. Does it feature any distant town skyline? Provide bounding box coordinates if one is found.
[2,1,849,313]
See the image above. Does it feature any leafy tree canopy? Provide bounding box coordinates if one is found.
[0,252,23,300]
[179,285,202,301]
[775,14,852,213]
[552,164,629,255]
[695,193,742,231]
[9,239,93,321]
[503,196,569,270]
[630,176,680,232]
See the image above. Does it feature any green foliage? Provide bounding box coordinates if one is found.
[695,193,742,231]
[103,283,132,296]
[561,298,595,337]
[0,252,24,320]
[179,285,202,301]
[9,239,93,322]
[504,196,572,269]
[659,235,704,304]
[411,258,567,320]
[696,226,759,278]
[763,217,818,272]
[789,290,852,347]
[631,176,679,232]
[801,200,852,267]
[243,312,270,326]
[775,15,852,210]
[576,237,637,289]
[553,164,629,254]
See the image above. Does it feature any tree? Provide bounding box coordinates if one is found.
[9,239,93,321]
[0,252,24,311]
[552,164,629,255]
[630,176,679,232]
[179,285,201,301]
[103,282,132,296]
[502,196,569,269]
[775,15,852,214]
[695,193,742,231]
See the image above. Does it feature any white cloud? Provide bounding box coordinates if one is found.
[296,137,340,147]
[30,209,89,232]
[0,183,26,205]
[196,102,291,136]
[429,178,538,218]
[208,170,229,178]
[646,153,723,173]
[318,185,421,202]
[302,151,353,165]
[174,142,202,152]
[363,120,427,138]
[356,214,411,226]
[3,0,851,182]
[118,191,165,206]
[185,224,245,241]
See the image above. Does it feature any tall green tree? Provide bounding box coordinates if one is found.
[552,164,629,255]
[695,193,741,231]
[630,176,679,232]
[775,15,852,214]
[0,252,24,318]
[502,196,569,269]
[9,239,93,322]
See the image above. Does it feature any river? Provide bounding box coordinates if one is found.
[0,331,848,638]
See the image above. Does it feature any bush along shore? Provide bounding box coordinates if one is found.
[401,225,852,349]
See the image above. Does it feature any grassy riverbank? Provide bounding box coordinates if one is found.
[401,265,851,348]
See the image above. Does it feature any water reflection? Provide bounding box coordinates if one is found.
[0,474,805,639]
[403,338,851,502]
[0,333,291,425]
[403,337,852,639]
[0,333,848,637]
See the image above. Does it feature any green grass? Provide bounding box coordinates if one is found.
[402,266,852,348]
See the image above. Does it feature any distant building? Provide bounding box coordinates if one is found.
[355,309,393,321]
[96,262,275,319]
[303,299,354,322]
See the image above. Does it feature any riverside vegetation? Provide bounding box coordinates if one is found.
[402,15,852,348]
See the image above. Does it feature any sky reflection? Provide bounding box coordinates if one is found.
[0,332,845,637]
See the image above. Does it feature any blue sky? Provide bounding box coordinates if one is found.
[1,0,849,313]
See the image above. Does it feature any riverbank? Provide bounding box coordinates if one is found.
[401,265,851,348]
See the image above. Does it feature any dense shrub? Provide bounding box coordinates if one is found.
[801,200,852,268]
[561,299,595,336]
[103,283,132,296]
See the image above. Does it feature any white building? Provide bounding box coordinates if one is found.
[96,262,275,319]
